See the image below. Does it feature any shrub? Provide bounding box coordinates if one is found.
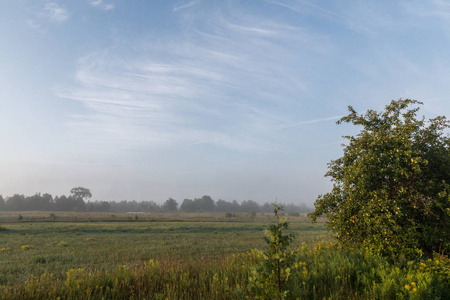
[248,203,294,299]
[309,99,450,259]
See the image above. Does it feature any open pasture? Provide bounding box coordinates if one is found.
[0,212,448,299]
[0,212,331,286]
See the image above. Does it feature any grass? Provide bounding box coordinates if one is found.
[0,212,331,286]
[1,212,447,299]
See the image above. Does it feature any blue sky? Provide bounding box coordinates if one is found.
[1,0,450,205]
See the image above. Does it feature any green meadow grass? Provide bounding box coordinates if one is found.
[1,212,447,299]
[0,212,332,286]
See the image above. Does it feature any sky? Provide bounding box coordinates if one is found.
[1,0,450,205]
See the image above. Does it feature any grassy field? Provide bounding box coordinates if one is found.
[0,212,331,285]
[0,212,448,299]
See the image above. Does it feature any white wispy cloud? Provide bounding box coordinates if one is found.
[89,0,115,11]
[264,0,338,19]
[27,2,69,31]
[58,2,337,153]
[173,1,199,12]
[271,115,342,131]
[40,2,69,23]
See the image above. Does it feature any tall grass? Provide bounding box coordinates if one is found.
[0,242,448,299]
[0,217,331,284]
[0,214,447,299]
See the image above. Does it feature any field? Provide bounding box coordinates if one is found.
[0,212,448,299]
[0,212,330,284]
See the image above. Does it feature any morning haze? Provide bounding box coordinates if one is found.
[1,1,450,205]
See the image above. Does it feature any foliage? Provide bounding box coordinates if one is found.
[309,99,450,259]
[1,191,311,214]
[70,187,92,200]
[0,195,5,210]
[162,198,178,212]
[1,241,448,299]
[54,195,86,212]
[1,213,448,299]
[180,195,216,212]
[224,212,235,218]
[248,203,295,299]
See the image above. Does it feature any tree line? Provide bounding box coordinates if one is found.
[0,192,312,214]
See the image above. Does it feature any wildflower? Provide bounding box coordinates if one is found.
[413,288,417,292]
[405,285,410,290]
[411,282,416,286]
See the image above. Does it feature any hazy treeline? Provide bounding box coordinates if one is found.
[0,194,311,214]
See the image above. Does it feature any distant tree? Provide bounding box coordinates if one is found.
[42,193,54,210]
[216,199,233,212]
[99,201,110,212]
[70,187,92,201]
[54,195,85,212]
[162,198,178,212]
[261,202,274,213]
[309,99,450,258]
[127,200,139,212]
[26,193,53,211]
[5,194,26,211]
[139,201,160,213]
[284,203,312,214]
[86,201,110,212]
[54,195,68,211]
[26,193,41,211]
[71,196,86,212]
[0,195,5,211]
[241,200,260,213]
[109,200,141,212]
[180,199,195,212]
[194,195,215,212]
[230,200,241,212]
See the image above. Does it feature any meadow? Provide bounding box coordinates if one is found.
[0,212,448,299]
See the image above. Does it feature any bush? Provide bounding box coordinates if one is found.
[248,203,294,299]
[309,99,450,259]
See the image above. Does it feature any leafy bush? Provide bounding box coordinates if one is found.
[309,99,450,259]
